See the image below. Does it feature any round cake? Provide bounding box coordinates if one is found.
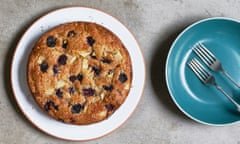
[27,22,132,125]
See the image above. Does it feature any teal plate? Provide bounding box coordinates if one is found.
[166,17,240,125]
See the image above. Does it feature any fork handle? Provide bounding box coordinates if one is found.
[221,70,240,88]
[215,85,240,111]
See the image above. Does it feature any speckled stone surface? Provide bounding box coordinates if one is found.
[1,0,240,143]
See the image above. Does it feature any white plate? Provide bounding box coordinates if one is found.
[11,7,145,141]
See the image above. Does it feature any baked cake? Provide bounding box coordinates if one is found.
[27,22,132,125]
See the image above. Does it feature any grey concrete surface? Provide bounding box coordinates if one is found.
[1,0,240,143]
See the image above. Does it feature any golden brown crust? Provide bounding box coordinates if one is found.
[27,22,132,125]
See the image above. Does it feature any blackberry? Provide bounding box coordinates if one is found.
[71,104,83,114]
[56,89,63,98]
[105,104,114,111]
[69,86,75,95]
[62,40,68,49]
[118,73,128,83]
[58,54,67,65]
[83,88,95,96]
[40,61,48,73]
[103,85,113,92]
[46,36,56,47]
[92,66,101,75]
[67,30,77,37]
[52,65,58,74]
[69,75,77,82]
[77,73,83,82]
[87,36,95,47]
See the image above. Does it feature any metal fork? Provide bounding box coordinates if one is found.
[193,43,240,88]
[188,58,240,111]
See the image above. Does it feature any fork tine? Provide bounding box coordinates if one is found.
[193,44,211,65]
[192,59,209,79]
[198,43,216,63]
[193,43,214,65]
[188,61,204,82]
[199,43,216,61]
[188,58,208,82]
[194,59,212,81]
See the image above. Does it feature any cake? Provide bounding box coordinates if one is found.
[27,22,132,125]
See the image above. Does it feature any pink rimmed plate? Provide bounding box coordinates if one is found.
[11,7,145,141]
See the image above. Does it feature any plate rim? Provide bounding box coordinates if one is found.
[10,6,146,141]
[165,17,240,126]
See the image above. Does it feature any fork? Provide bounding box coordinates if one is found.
[193,43,240,88]
[188,58,240,111]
